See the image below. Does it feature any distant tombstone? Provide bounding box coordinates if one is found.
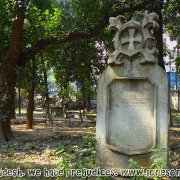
[96,13,169,170]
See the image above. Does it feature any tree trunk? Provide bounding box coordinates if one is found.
[81,81,86,114]
[26,81,35,129]
[0,121,4,140]
[87,91,91,112]
[40,55,52,125]
[26,59,36,129]
[0,1,25,140]
[0,68,16,140]
[18,85,21,115]
[44,73,52,125]
[170,109,173,127]
[153,2,165,70]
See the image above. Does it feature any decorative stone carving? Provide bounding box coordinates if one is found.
[108,13,159,66]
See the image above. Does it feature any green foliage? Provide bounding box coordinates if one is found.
[55,145,65,155]
[48,39,107,108]
[56,147,73,177]
[128,159,147,180]
[51,39,105,84]
[23,142,38,151]
[56,135,98,179]
[82,135,96,148]
[171,112,180,124]
[151,148,167,169]
[0,0,14,49]
[164,0,180,38]
[170,152,179,162]
[71,0,113,31]
[58,152,70,172]
[13,0,111,111]
[58,84,76,105]
[128,158,142,169]
[128,148,167,180]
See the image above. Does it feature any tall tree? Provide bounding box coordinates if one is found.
[0,0,25,140]
[0,0,161,140]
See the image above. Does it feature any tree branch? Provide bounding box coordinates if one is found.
[26,0,147,61]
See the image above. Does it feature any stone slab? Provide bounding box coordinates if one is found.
[106,78,156,154]
[96,13,170,169]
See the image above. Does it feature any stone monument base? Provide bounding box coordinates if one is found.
[97,143,153,171]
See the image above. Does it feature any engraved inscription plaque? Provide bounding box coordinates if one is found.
[106,78,156,155]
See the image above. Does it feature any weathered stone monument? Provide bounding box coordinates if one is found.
[96,13,169,170]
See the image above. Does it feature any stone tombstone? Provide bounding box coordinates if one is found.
[96,13,169,170]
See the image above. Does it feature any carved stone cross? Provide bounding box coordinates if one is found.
[120,28,142,51]
[108,13,160,65]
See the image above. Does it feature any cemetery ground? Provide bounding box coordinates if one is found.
[0,112,179,180]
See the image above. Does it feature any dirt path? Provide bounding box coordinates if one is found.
[0,122,96,168]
